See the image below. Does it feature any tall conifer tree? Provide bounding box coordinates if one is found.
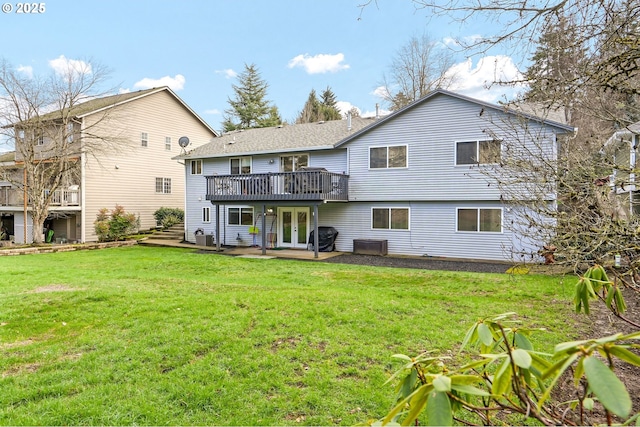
[223,63,282,132]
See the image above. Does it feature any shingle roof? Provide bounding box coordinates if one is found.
[37,87,162,122]
[17,86,218,136]
[179,117,376,159]
[178,89,575,160]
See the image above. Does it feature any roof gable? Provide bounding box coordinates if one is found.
[35,87,218,137]
[335,89,575,147]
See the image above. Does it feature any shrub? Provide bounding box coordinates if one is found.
[94,205,140,242]
[153,207,184,229]
[371,267,640,426]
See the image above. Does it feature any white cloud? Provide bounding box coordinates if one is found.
[17,65,33,78]
[48,55,92,76]
[133,74,186,91]
[118,88,131,94]
[371,86,389,99]
[215,69,237,79]
[336,101,359,116]
[204,108,221,115]
[446,55,525,102]
[287,53,350,74]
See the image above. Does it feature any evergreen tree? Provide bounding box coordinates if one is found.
[296,87,342,123]
[523,11,588,123]
[223,63,282,132]
[296,89,320,124]
[319,86,341,121]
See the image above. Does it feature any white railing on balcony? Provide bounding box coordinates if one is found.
[0,187,80,207]
[48,188,80,206]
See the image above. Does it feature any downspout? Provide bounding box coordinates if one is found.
[23,167,27,243]
[182,160,187,242]
[80,119,86,243]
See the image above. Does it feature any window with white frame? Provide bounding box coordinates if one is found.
[191,159,203,175]
[456,140,501,165]
[230,157,251,174]
[228,207,253,225]
[35,130,44,146]
[165,136,172,151]
[369,145,407,169]
[457,208,502,232]
[280,154,308,172]
[372,207,409,230]
[141,132,148,147]
[155,177,172,194]
[202,206,211,223]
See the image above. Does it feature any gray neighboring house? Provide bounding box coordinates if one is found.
[177,89,574,262]
[604,121,640,217]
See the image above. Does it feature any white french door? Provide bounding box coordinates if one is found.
[278,207,309,249]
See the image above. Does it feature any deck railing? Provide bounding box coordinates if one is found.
[205,170,349,202]
[0,187,81,207]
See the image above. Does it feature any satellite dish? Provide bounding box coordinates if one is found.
[178,136,190,148]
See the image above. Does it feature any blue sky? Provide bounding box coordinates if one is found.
[0,0,525,136]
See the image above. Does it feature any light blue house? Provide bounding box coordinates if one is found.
[176,90,574,261]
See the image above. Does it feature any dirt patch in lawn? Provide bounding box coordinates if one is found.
[27,284,84,293]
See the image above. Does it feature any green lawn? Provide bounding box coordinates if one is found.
[0,246,582,425]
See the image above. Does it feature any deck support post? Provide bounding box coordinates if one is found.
[313,204,319,259]
[261,204,267,255]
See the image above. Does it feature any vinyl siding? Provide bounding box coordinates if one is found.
[317,201,517,261]
[184,150,348,244]
[344,94,560,202]
[82,90,216,242]
[182,92,567,261]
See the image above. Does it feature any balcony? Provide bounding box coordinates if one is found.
[0,187,81,207]
[48,188,80,206]
[205,170,348,202]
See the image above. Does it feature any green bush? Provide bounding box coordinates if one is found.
[372,266,640,426]
[153,207,184,229]
[94,205,140,242]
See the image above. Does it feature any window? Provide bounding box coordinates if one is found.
[280,154,308,172]
[457,208,502,232]
[202,207,210,223]
[35,130,44,146]
[165,136,172,151]
[228,207,253,226]
[155,177,172,194]
[191,159,202,175]
[372,208,409,230]
[231,157,251,174]
[369,145,407,169]
[141,132,148,147]
[456,140,501,165]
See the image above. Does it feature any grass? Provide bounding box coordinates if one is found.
[0,246,582,425]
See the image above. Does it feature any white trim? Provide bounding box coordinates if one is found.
[454,139,502,166]
[190,159,203,175]
[202,206,211,223]
[230,156,252,174]
[368,144,409,170]
[279,153,309,172]
[370,206,410,231]
[455,207,503,233]
[227,206,254,226]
